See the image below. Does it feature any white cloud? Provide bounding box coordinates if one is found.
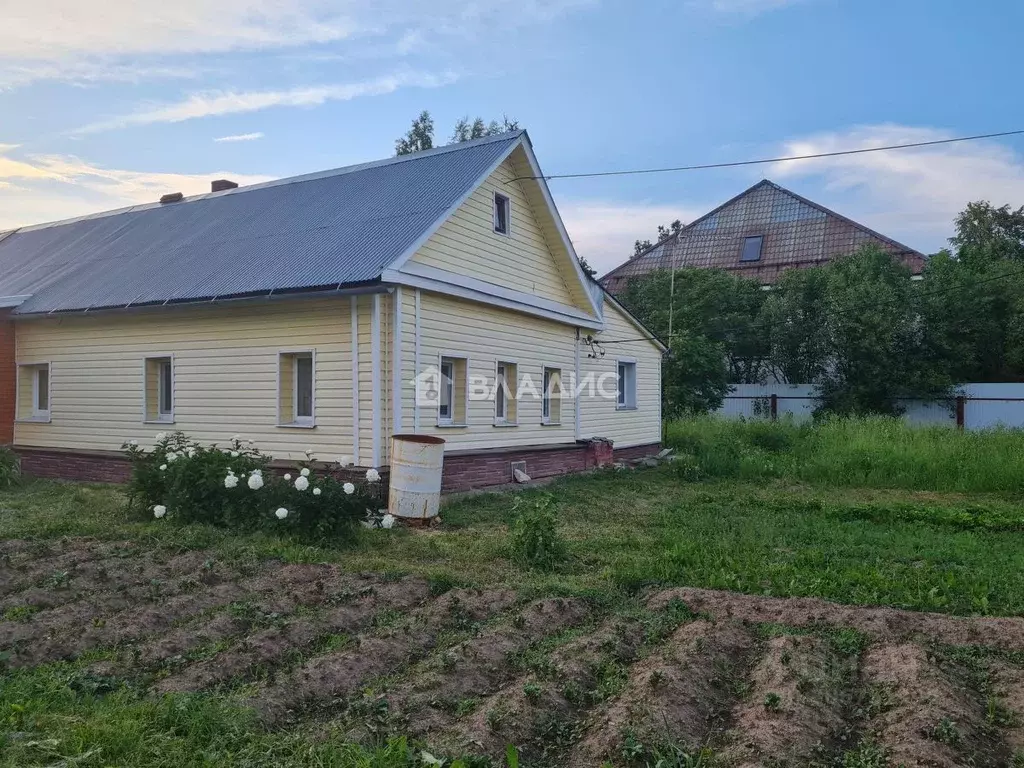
[0,0,591,87]
[558,200,708,276]
[73,71,457,134]
[214,132,265,143]
[769,124,1024,252]
[0,0,357,60]
[0,145,272,230]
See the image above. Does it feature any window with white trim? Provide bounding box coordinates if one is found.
[617,360,637,409]
[17,363,50,422]
[494,361,518,425]
[144,356,174,422]
[279,351,315,427]
[493,192,510,235]
[542,366,562,425]
[438,355,467,426]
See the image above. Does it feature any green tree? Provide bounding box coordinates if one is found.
[632,220,683,258]
[450,115,519,143]
[950,201,1024,267]
[396,112,519,155]
[394,110,435,156]
[761,267,831,384]
[812,246,953,416]
[619,267,768,414]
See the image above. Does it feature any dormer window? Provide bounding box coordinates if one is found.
[493,192,510,235]
[740,235,763,262]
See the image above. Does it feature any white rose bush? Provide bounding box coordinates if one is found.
[122,431,381,543]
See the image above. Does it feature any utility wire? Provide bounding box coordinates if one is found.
[511,129,1024,182]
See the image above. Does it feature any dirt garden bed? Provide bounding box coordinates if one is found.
[3,536,1024,766]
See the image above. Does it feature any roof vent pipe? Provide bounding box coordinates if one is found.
[159,192,184,204]
[211,179,238,192]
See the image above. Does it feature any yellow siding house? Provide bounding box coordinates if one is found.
[0,131,664,490]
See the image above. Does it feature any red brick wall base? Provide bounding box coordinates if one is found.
[440,440,661,493]
[15,440,662,494]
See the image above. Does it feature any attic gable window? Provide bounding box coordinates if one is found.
[740,235,764,262]
[493,192,510,235]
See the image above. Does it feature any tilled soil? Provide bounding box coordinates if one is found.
[4,538,1024,766]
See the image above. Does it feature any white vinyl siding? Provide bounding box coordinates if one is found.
[409,148,590,311]
[14,298,359,462]
[409,291,576,451]
[578,298,663,448]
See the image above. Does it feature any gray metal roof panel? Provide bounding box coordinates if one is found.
[2,131,522,313]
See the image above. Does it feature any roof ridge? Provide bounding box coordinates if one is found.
[13,130,527,236]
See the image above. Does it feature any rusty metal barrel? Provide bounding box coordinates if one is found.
[388,434,446,520]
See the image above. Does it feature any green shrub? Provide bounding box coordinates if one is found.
[509,492,567,571]
[122,432,379,543]
[0,446,21,489]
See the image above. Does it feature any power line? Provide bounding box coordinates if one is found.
[512,129,1024,182]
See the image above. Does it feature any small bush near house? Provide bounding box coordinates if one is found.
[122,432,379,543]
[509,492,567,571]
[0,446,20,489]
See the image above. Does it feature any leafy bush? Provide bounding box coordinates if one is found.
[509,493,566,571]
[0,446,21,489]
[123,432,380,543]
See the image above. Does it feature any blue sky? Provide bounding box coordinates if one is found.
[2,0,1022,274]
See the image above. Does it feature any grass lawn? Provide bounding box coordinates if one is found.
[4,418,1024,766]
[4,464,1024,617]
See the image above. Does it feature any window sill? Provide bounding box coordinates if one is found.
[17,415,51,424]
[616,405,638,411]
[540,420,562,427]
[144,417,175,425]
[435,422,468,429]
[492,420,519,428]
[277,422,316,429]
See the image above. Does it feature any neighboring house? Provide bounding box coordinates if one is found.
[600,179,927,293]
[0,131,664,491]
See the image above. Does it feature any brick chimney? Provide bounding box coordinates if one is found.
[211,179,238,193]
[0,309,15,444]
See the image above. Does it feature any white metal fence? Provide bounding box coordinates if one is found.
[718,383,1024,430]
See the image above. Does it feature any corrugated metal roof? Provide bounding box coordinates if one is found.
[0,131,524,314]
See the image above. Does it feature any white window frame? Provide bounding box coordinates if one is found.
[541,365,562,426]
[16,362,51,423]
[616,357,638,410]
[494,359,518,427]
[493,191,511,236]
[142,354,175,424]
[437,353,469,427]
[33,364,50,419]
[278,349,317,429]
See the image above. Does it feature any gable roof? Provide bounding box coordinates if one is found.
[0,131,528,315]
[600,179,927,288]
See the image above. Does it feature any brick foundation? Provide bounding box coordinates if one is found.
[440,440,661,493]
[17,447,132,483]
[15,440,662,494]
[0,309,14,445]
